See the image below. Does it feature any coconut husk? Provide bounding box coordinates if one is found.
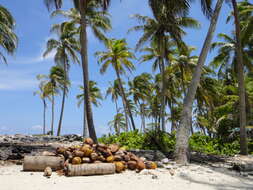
[106,156,115,163]
[114,155,122,161]
[90,152,98,161]
[72,157,82,165]
[115,162,125,173]
[127,160,137,170]
[83,138,94,145]
[137,160,145,171]
[123,155,130,162]
[73,150,85,158]
[56,147,66,155]
[145,161,157,169]
[109,144,119,153]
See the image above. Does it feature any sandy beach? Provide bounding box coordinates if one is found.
[0,164,252,190]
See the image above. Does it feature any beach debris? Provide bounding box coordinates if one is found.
[23,156,64,171]
[44,167,52,178]
[66,163,116,176]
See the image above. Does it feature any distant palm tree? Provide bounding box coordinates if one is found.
[76,80,103,137]
[129,73,153,132]
[45,0,111,142]
[0,5,17,64]
[96,39,136,131]
[108,113,126,135]
[34,76,49,135]
[44,21,79,136]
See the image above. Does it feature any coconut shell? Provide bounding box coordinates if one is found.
[56,147,66,155]
[82,157,91,163]
[129,153,139,162]
[123,155,130,162]
[72,157,82,165]
[83,138,94,145]
[115,162,125,173]
[98,155,106,162]
[106,156,115,163]
[97,147,112,157]
[127,161,137,170]
[137,160,145,171]
[64,151,73,160]
[98,143,107,149]
[114,155,122,161]
[90,152,98,161]
[145,161,157,169]
[109,144,119,153]
[80,146,93,157]
[73,150,85,158]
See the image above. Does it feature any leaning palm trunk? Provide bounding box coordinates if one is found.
[51,94,55,136]
[175,0,224,164]
[115,68,136,131]
[79,0,97,143]
[57,62,67,136]
[231,0,248,155]
[83,103,89,138]
[43,99,46,135]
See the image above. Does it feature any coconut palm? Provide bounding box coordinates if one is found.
[96,39,136,131]
[34,76,50,135]
[129,73,153,132]
[44,21,79,136]
[108,113,126,135]
[131,14,199,132]
[0,5,17,64]
[44,0,111,143]
[77,80,103,137]
[175,0,225,164]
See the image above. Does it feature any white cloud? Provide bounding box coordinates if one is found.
[31,125,43,131]
[0,69,39,91]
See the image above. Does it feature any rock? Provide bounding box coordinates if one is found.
[152,175,158,179]
[161,158,169,164]
[129,150,166,161]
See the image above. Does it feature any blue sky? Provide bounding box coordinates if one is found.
[0,0,233,136]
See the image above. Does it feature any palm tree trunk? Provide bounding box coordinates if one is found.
[51,94,55,136]
[175,0,224,164]
[79,0,97,143]
[115,67,136,131]
[231,0,248,155]
[43,99,46,135]
[160,59,166,132]
[57,62,67,136]
[83,103,89,137]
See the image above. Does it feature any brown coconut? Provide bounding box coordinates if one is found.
[81,146,93,157]
[137,160,145,171]
[114,155,122,161]
[72,157,82,165]
[115,162,125,173]
[109,144,119,153]
[56,147,66,155]
[106,155,115,163]
[145,161,157,169]
[83,138,94,145]
[127,161,137,170]
[90,152,98,161]
[123,155,130,162]
[73,150,85,158]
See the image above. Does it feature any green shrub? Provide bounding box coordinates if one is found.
[98,131,252,156]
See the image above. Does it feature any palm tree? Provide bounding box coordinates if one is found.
[175,0,224,164]
[44,22,79,136]
[129,73,153,132]
[76,80,103,137]
[44,0,111,143]
[34,76,50,135]
[108,113,126,135]
[96,39,136,131]
[131,14,199,132]
[230,0,248,155]
[0,5,17,64]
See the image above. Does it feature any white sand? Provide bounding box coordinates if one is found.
[0,164,252,190]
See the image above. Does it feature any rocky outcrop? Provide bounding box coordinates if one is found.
[0,135,83,161]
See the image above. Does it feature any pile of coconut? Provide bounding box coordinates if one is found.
[56,138,157,174]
